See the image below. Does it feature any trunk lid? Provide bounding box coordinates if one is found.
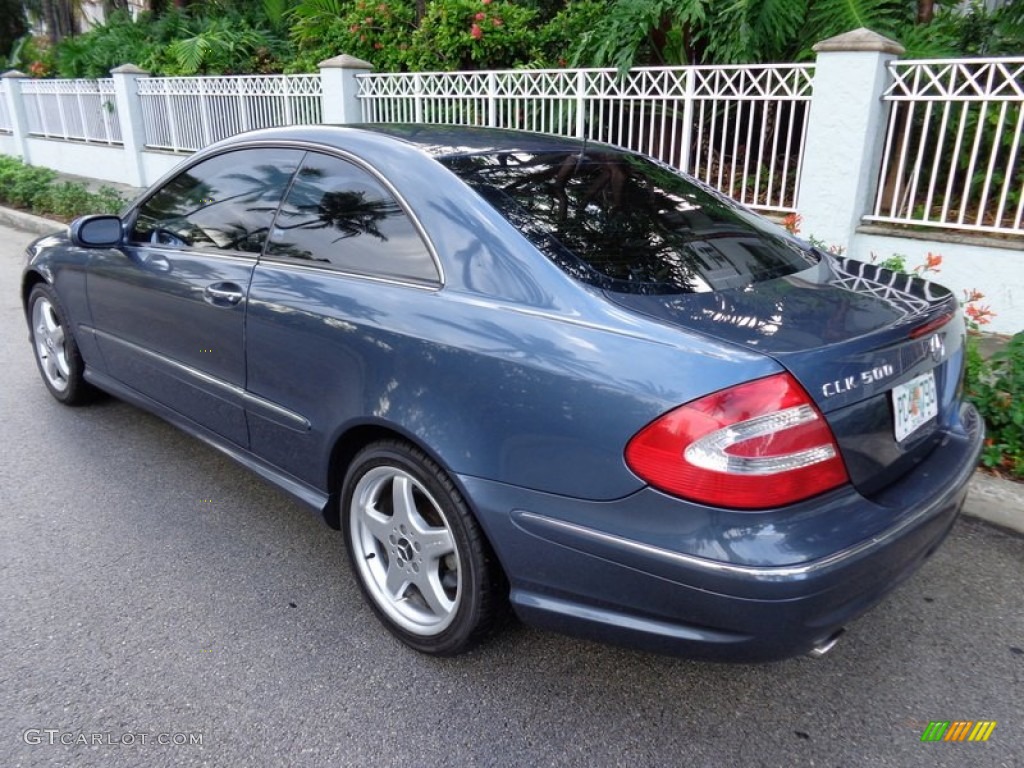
[606,255,964,496]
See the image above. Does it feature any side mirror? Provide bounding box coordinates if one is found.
[70,215,123,247]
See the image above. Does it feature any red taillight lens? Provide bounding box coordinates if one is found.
[625,372,849,509]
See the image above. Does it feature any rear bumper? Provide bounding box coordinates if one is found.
[462,403,984,661]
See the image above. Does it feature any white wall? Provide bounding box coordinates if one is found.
[140,151,189,187]
[850,229,1022,335]
[24,138,132,183]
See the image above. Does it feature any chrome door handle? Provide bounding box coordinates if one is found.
[204,283,244,306]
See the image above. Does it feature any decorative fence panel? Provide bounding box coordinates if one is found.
[358,64,814,213]
[0,81,11,133]
[21,79,121,144]
[869,57,1024,236]
[0,79,11,134]
[138,75,322,152]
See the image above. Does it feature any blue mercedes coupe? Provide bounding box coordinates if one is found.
[21,125,984,660]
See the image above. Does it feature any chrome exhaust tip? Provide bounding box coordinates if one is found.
[808,629,845,658]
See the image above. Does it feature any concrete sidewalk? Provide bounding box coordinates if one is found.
[3,205,1022,537]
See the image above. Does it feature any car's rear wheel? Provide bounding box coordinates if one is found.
[341,440,499,655]
[28,283,94,405]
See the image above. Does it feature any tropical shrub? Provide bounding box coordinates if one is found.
[0,155,125,219]
[405,0,539,71]
[967,332,1024,479]
[288,0,418,73]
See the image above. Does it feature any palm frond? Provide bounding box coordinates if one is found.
[804,0,913,48]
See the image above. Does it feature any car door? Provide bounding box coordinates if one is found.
[86,147,303,446]
[244,150,442,486]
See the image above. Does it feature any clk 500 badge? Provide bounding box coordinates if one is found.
[822,363,895,397]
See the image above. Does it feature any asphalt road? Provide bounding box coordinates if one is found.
[1,222,1022,768]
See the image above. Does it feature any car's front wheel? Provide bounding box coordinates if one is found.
[28,283,94,405]
[341,440,500,655]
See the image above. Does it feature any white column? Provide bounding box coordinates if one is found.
[797,28,904,249]
[318,55,374,124]
[2,70,31,161]
[110,64,150,187]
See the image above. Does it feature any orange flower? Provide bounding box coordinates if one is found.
[781,212,801,235]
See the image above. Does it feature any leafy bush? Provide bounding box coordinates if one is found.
[50,5,291,78]
[966,333,1024,479]
[0,155,125,219]
[407,0,539,71]
[0,156,57,208]
[288,0,418,74]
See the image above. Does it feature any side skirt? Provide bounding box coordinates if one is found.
[83,367,334,518]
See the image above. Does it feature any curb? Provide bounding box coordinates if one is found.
[965,471,1024,536]
[1,204,1022,536]
[0,206,66,237]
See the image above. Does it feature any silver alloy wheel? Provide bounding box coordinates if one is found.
[349,466,461,635]
[32,296,71,393]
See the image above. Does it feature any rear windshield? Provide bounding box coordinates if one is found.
[441,150,818,294]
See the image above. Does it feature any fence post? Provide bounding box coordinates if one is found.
[110,64,150,188]
[319,55,373,124]
[2,70,32,161]
[574,70,586,138]
[679,67,696,174]
[486,71,498,128]
[796,28,903,249]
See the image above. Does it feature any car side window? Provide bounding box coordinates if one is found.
[130,148,302,254]
[264,153,438,284]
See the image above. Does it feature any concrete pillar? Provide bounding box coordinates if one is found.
[318,55,373,124]
[2,70,32,161]
[110,64,150,187]
[796,28,904,250]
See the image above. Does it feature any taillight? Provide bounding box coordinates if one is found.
[625,372,849,509]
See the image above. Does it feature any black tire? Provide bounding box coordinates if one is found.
[27,283,96,406]
[341,439,500,655]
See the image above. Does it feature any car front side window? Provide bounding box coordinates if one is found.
[130,148,302,254]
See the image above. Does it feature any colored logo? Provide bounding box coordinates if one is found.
[921,721,997,742]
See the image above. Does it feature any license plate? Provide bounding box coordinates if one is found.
[892,371,938,442]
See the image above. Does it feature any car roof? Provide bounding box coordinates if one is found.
[213,123,602,159]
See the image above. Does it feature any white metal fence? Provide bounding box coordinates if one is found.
[138,74,323,152]
[358,65,814,214]
[21,78,121,144]
[869,57,1024,236]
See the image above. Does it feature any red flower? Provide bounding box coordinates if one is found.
[470,23,483,39]
[915,251,942,273]
[475,11,486,20]
[781,212,802,235]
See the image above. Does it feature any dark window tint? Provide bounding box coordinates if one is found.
[265,153,437,284]
[442,151,818,294]
[130,148,302,253]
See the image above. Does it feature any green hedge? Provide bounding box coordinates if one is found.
[0,155,125,220]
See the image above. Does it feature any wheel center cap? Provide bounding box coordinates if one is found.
[396,537,414,562]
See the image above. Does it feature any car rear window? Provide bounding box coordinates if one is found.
[441,150,818,294]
